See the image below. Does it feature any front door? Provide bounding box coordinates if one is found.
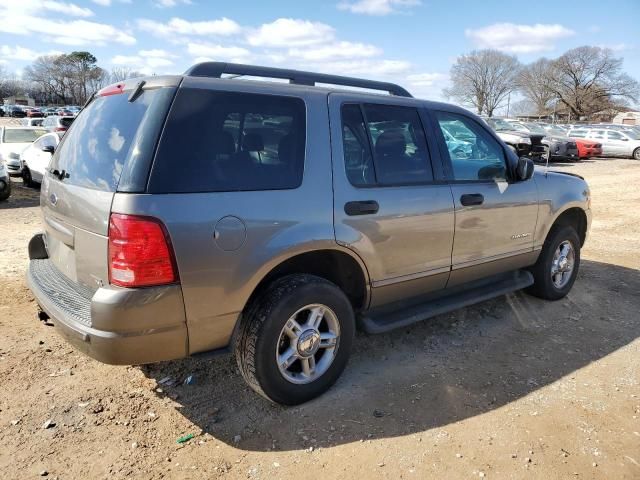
[431,110,539,286]
[604,130,629,156]
[329,94,455,307]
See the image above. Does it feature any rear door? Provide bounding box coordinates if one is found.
[329,94,455,307]
[41,81,177,290]
[430,110,539,286]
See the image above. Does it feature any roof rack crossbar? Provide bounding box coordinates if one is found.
[184,62,412,98]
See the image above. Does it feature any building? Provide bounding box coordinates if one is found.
[3,96,36,107]
[612,111,640,126]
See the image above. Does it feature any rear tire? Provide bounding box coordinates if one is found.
[22,167,34,188]
[527,225,581,300]
[235,274,355,405]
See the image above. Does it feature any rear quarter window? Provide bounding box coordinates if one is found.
[148,89,306,193]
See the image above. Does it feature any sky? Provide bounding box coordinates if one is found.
[0,0,638,104]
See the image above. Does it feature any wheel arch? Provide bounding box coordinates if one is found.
[548,207,588,247]
[245,247,371,313]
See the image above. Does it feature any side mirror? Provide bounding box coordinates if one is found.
[516,157,534,181]
[42,145,55,154]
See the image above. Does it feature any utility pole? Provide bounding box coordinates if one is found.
[506,93,511,118]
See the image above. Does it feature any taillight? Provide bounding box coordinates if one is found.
[108,213,178,288]
[55,127,66,132]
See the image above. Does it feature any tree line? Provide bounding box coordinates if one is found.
[444,45,639,119]
[0,52,140,106]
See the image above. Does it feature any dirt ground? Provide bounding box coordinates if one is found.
[0,153,639,480]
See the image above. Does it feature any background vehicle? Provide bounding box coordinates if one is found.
[20,118,44,127]
[507,121,579,161]
[42,107,58,117]
[6,106,26,118]
[0,127,48,176]
[20,132,61,187]
[25,107,44,118]
[27,64,591,405]
[572,138,602,159]
[42,115,75,133]
[482,117,547,160]
[568,127,640,159]
[55,108,74,117]
[0,160,11,201]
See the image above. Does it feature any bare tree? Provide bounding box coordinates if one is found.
[24,52,105,105]
[110,67,143,83]
[549,46,639,118]
[444,49,521,116]
[518,58,556,115]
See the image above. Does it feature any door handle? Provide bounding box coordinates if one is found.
[460,193,484,206]
[345,200,379,216]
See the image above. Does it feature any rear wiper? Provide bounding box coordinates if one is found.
[128,80,146,103]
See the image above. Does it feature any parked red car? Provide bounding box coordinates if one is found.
[25,107,44,118]
[573,138,602,159]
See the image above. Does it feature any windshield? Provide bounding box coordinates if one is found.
[3,128,48,143]
[625,131,640,140]
[487,118,514,131]
[548,126,568,136]
[524,123,547,135]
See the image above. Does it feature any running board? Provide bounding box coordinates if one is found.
[359,270,534,334]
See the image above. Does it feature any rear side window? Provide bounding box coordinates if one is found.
[149,89,306,193]
[340,103,433,186]
[51,90,159,191]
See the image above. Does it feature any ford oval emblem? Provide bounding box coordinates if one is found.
[49,193,57,205]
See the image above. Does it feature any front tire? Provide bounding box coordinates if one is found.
[235,274,355,405]
[527,225,581,300]
[633,148,640,160]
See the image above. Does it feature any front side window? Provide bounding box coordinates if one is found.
[607,131,623,140]
[340,103,433,186]
[150,90,306,193]
[435,111,506,181]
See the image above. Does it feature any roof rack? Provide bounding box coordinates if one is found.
[184,62,413,98]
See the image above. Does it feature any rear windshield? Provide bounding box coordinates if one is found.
[3,128,47,143]
[51,90,159,191]
[149,89,306,193]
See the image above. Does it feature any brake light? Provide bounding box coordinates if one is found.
[108,213,178,287]
[55,127,66,132]
[98,83,125,97]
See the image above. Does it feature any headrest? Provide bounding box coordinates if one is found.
[375,131,406,157]
[212,130,235,155]
[242,132,264,152]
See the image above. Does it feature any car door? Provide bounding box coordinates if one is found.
[604,130,628,156]
[329,94,455,307]
[430,110,539,287]
[31,134,57,181]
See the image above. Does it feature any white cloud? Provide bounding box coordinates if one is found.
[0,2,135,46]
[246,18,334,47]
[91,0,111,5]
[153,0,192,8]
[186,42,251,60]
[0,44,62,61]
[112,49,176,73]
[337,0,420,16]
[287,41,381,61]
[137,17,241,37]
[465,23,574,54]
[406,72,447,87]
[598,43,633,52]
[40,1,93,17]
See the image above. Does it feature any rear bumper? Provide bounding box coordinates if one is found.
[27,257,189,365]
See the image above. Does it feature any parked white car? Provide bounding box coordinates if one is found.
[0,127,48,176]
[568,127,640,159]
[20,132,62,187]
